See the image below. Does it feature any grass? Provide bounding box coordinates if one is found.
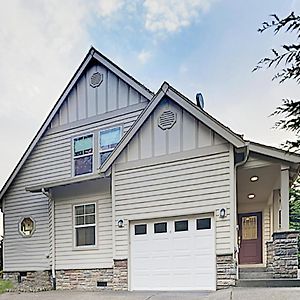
[0,280,13,293]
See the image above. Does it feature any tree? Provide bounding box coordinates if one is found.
[254,12,300,152]
[254,12,300,230]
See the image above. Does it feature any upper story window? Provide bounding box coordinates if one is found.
[73,134,94,176]
[74,203,96,247]
[99,126,122,164]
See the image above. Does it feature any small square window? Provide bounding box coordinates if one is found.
[196,218,211,230]
[135,224,147,235]
[154,222,167,233]
[175,220,188,232]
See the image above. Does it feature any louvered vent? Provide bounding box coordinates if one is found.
[90,72,103,88]
[158,110,177,130]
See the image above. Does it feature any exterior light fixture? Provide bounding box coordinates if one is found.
[117,219,124,228]
[219,208,226,218]
[248,193,255,199]
[250,176,259,182]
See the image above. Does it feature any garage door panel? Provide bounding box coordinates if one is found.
[130,216,216,291]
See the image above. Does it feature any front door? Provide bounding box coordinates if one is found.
[238,212,262,264]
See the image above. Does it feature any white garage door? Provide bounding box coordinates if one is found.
[130,216,216,291]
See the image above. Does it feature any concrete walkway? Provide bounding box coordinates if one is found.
[0,288,300,300]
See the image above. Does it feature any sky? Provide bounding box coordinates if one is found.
[0,0,299,190]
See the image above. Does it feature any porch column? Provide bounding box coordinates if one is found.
[281,167,289,230]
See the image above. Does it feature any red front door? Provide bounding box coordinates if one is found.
[238,212,262,264]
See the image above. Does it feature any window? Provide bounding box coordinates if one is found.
[135,224,147,235]
[74,203,96,247]
[196,218,211,230]
[99,126,122,164]
[175,220,188,232]
[73,134,93,176]
[154,222,167,233]
[19,217,35,237]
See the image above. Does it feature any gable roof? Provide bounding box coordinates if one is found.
[100,82,247,172]
[0,47,154,200]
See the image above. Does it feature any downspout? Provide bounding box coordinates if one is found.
[233,142,249,281]
[42,188,56,290]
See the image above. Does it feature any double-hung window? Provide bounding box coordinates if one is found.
[73,134,93,176]
[99,126,122,165]
[74,203,96,247]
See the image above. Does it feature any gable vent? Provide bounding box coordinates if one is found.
[158,110,177,130]
[90,72,103,88]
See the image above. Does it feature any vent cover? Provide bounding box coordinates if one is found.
[158,110,177,130]
[90,72,103,88]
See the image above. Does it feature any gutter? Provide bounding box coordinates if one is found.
[233,142,250,281]
[41,188,56,290]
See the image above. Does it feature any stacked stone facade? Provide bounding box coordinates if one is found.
[113,259,128,290]
[3,271,52,292]
[271,231,299,278]
[216,254,237,289]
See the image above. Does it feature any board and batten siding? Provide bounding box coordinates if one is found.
[51,63,148,128]
[3,62,149,272]
[113,147,232,259]
[53,180,112,269]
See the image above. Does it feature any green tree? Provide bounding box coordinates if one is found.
[254,12,300,229]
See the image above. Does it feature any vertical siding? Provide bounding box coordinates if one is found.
[113,149,232,259]
[50,64,147,128]
[117,98,227,164]
[54,186,112,269]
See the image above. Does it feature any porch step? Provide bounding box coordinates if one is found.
[239,267,273,279]
[236,279,300,288]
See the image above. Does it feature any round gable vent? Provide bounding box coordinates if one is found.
[158,110,177,130]
[90,72,103,88]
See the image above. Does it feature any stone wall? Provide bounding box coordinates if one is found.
[266,240,274,272]
[271,231,299,278]
[216,254,237,289]
[3,271,52,292]
[113,259,128,290]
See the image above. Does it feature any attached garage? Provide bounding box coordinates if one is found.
[130,215,216,291]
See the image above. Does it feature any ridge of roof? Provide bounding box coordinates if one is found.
[0,46,153,200]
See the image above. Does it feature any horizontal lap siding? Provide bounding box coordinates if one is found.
[3,108,143,272]
[114,150,232,259]
[54,193,112,269]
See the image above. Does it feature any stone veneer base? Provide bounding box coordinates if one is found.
[216,254,237,289]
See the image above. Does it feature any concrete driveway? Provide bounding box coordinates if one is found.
[0,288,300,300]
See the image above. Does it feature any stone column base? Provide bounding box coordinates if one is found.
[216,254,237,289]
[113,259,128,290]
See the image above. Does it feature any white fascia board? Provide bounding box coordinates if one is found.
[0,52,94,201]
[93,51,153,100]
[166,88,245,148]
[249,142,300,164]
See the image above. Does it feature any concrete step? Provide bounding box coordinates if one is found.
[239,271,273,279]
[239,267,266,273]
[236,279,300,288]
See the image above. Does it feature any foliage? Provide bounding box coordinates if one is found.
[290,178,300,230]
[254,12,300,152]
[0,280,13,293]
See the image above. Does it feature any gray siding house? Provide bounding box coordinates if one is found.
[1,47,300,291]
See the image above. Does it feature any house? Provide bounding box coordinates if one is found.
[0,47,300,292]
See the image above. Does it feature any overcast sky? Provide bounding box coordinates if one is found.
[0,0,299,190]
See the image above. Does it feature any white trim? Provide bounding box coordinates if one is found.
[73,202,97,249]
[72,133,94,177]
[101,82,245,172]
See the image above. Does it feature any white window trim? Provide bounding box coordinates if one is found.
[99,126,123,166]
[73,202,97,249]
[72,133,94,177]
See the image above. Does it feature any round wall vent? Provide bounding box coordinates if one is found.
[90,72,103,88]
[158,110,177,130]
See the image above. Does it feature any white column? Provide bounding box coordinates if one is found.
[281,167,290,230]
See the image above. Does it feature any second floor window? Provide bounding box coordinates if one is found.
[73,134,93,176]
[99,126,122,164]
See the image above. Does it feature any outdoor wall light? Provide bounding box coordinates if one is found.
[117,219,124,228]
[250,176,259,182]
[219,208,226,218]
